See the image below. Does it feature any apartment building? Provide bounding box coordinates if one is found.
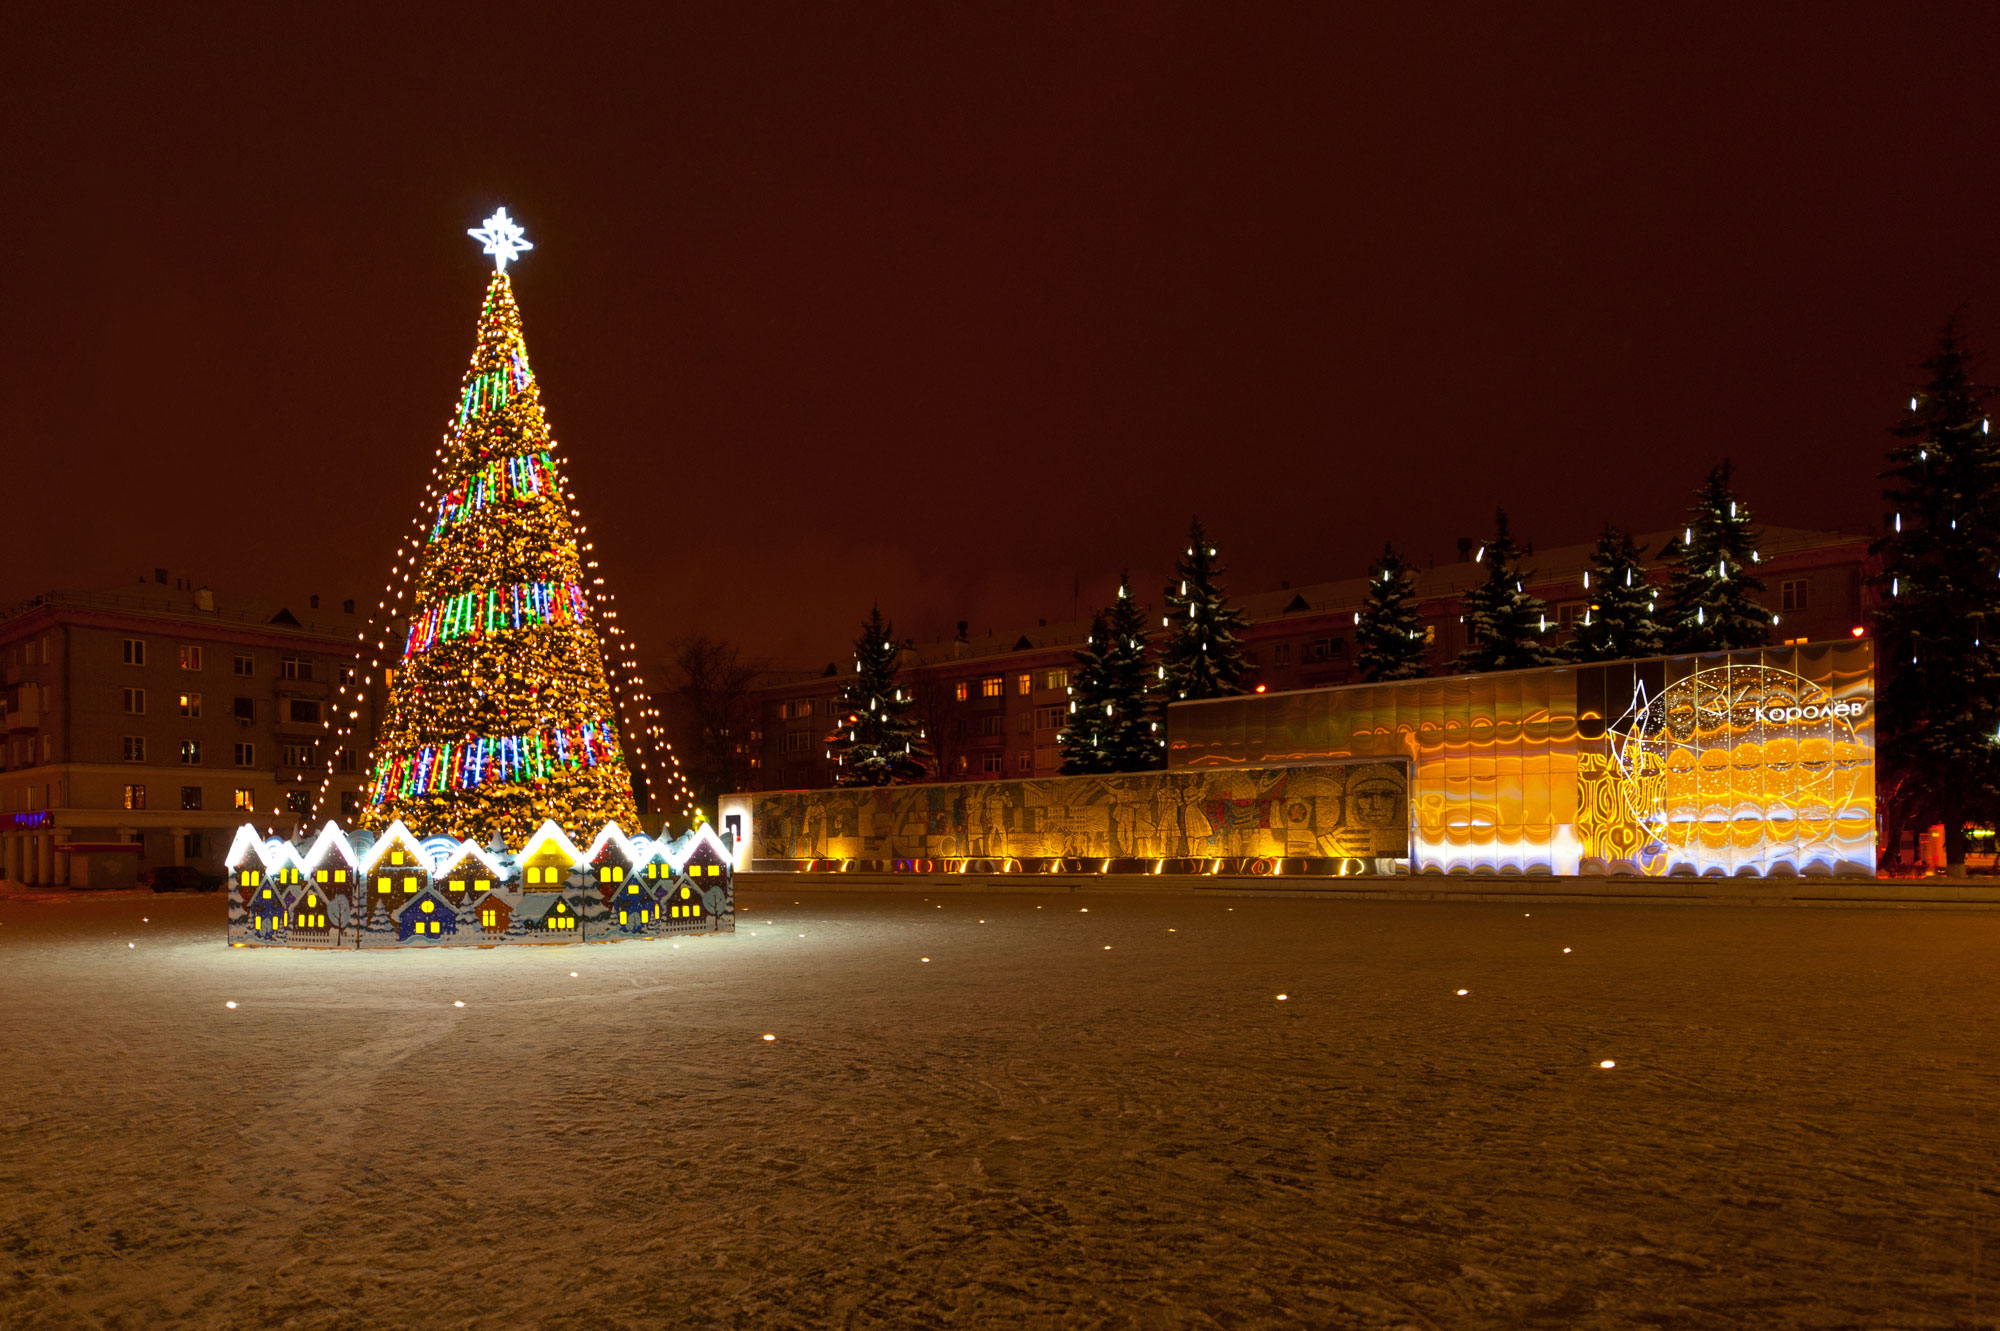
[744,524,1872,791]
[0,576,372,887]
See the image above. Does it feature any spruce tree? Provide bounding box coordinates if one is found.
[1159,517,1250,701]
[1565,523,1667,663]
[1659,460,1771,652]
[1453,509,1561,673]
[1873,322,2000,871]
[1354,541,1428,681]
[831,605,928,786]
[1058,610,1115,774]
[362,228,679,842]
[1099,573,1164,770]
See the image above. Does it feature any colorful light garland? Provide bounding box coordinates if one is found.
[402,581,588,655]
[430,449,554,537]
[368,720,621,802]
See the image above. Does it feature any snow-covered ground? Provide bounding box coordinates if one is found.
[1,888,1994,1329]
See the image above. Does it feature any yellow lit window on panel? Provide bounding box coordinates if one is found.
[404,881,417,893]
[619,911,628,925]
[451,879,464,893]
[377,878,390,893]
[316,870,327,882]
[420,900,435,914]
[679,885,690,898]
[262,888,273,899]
[476,879,490,892]
[391,851,404,865]
[306,893,317,907]
[335,870,346,882]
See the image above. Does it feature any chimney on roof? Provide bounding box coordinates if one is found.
[1280,579,1289,590]
[154,567,168,585]
[309,594,320,610]
[196,587,215,612]
[953,620,969,659]
[1456,538,1474,562]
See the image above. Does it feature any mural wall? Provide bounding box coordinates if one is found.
[730,760,1408,868]
[1168,642,1875,877]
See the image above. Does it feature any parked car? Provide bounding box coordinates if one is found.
[144,865,224,893]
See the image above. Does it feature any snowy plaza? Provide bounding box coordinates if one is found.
[0,887,1993,1329]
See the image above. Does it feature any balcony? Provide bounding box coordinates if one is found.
[5,695,39,732]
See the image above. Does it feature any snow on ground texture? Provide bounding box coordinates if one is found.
[0,891,1994,1330]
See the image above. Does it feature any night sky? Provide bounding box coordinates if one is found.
[9,7,2000,668]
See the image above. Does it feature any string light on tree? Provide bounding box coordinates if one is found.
[307,209,702,842]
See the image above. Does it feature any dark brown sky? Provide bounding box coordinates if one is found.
[7,5,1998,668]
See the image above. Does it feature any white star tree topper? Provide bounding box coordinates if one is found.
[468,208,533,272]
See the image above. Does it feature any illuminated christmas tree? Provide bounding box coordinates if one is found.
[352,210,670,842]
[1354,541,1428,682]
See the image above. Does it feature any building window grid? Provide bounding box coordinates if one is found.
[124,784,146,810]
[123,639,146,666]
[233,653,253,676]
[1781,579,1808,612]
[122,737,146,762]
[180,740,202,765]
[179,692,202,718]
[179,645,203,671]
[123,687,146,715]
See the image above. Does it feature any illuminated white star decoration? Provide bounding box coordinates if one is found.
[468,207,534,272]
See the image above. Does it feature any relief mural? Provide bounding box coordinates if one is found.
[742,761,1408,866]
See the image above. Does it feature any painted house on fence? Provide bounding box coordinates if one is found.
[225,818,735,949]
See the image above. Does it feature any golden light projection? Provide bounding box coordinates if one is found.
[1167,641,1874,877]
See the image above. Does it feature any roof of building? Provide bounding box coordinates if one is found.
[0,580,367,643]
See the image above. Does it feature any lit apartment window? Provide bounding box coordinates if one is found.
[1016,673,1031,695]
[1041,669,1069,690]
[233,788,255,810]
[123,639,146,666]
[179,692,202,718]
[179,645,203,671]
[124,783,146,810]
[981,676,1003,698]
[233,653,253,676]
[123,687,146,715]
[981,752,1005,773]
[181,785,203,811]
[122,737,146,762]
[1781,579,1808,612]
[281,657,313,681]
[289,699,322,724]
[234,742,254,767]
[180,740,202,765]
[954,682,969,702]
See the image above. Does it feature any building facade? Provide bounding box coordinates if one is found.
[0,578,372,888]
[743,525,1871,791]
